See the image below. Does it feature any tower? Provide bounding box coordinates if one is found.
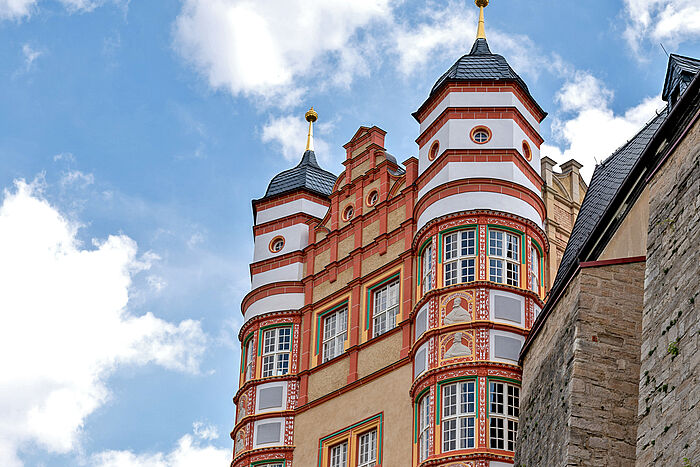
[232,2,550,466]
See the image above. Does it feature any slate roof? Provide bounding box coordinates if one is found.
[423,38,546,118]
[548,108,669,295]
[662,54,700,102]
[262,149,337,199]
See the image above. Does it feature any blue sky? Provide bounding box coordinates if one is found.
[0,0,699,466]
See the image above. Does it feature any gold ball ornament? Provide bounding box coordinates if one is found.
[305,107,318,123]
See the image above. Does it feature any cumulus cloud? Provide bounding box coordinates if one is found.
[261,113,334,163]
[542,72,664,181]
[623,0,700,55]
[0,180,208,467]
[173,0,392,106]
[92,422,229,467]
[0,0,36,20]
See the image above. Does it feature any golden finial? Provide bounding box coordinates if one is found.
[305,107,317,151]
[475,0,488,40]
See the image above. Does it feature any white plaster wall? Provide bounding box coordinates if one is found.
[417,192,543,231]
[418,161,540,200]
[244,293,305,322]
[489,329,524,365]
[253,224,309,263]
[251,262,304,289]
[420,91,541,134]
[256,198,329,224]
[419,119,539,176]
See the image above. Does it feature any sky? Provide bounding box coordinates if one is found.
[0,0,699,466]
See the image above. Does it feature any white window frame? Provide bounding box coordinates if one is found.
[322,308,347,363]
[330,441,348,467]
[422,244,433,294]
[443,229,477,286]
[357,430,377,467]
[373,279,400,337]
[489,230,520,287]
[489,382,519,451]
[261,327,291,378]
[442,381,476,452]
[529,244,540,293]
[473,129,489,143]
[244,337,255,382]
[419,393,431,461]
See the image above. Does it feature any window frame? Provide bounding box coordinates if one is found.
[488,229,521,287]
[443,228,477,287]
[357,429,377,467]
[418,393,431,461]
[529,243,540,294]
[244,336,255,382]
[441,380,477,453]
[329,441,348,467]
[421,243,433,294]
[372,279,400,338]
[261,327,292,378]
[319,414,383,467]
[470,126,492,144]
[489,381,519,452]
[322,307,348,363]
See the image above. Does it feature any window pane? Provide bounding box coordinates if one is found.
[489,231,503,256]
[508,385,520,417]
[278,328,291,351]
[490,259,503,283]
[490,382,504,414]
[358,430,377,466]
[506,261,519,286]
[445,233,457,260]
[460,258,475,283]
[490,417,504,450]
[442,419,456,452]
[443,384,457,417]
[506,233,519,260]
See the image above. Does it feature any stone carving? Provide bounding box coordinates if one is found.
[444,332,472,359]
[445,297,472,325]
[237,395,247,420]
[235,428,245,454]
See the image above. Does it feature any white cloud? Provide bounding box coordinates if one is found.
[542,72,664,181]
[0,0,116,21]
[92,423,229,467]
[0,0,36,20]
[173,0,393,106]
[60,170,95,188]
[623,0,700,54]
[0,180,208,466]
[21,43,42,71]
[261,114,334,163]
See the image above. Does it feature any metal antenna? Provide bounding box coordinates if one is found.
[660,43,670,58]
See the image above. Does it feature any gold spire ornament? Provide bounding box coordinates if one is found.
[305,107,318,151]
[475,0,488,39]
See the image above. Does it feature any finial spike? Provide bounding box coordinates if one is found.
[305,107,317,152]
[475,0,488,40]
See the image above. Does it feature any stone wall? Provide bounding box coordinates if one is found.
[517,262,645,466]
[637,118,700,466]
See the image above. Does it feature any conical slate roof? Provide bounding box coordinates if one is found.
[426,38,545,117]
[262,149,337,199]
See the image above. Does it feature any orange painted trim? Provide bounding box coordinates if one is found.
[268,235,285,254]
[469,125,492,145]
[428,140,440,161]
[521,140,532,161]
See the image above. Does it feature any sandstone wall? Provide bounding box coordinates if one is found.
[637,118,700,466]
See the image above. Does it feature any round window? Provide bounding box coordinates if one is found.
[522,140,532,161]
[428,141,440,161]
[470,126,491,144]
[343,205,354,221]
[269,236,285,253]
[367,190,379,206]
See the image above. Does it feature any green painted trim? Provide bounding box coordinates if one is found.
[257,324,293,356]
[317,414,383,467]
[437,224,478,263]
[436,376,479,424]
[240,332,254,374]
[412,387,431,443]
[315,301,348,355]
[251,460,285,467]
[365,273,400,331]
[417,238,433,287]
[531,238,545,293]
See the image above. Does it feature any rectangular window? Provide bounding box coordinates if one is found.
[323,308,347,363]
[529,245,540,293]
[357,430,377,467]
[330,442,348,467]
[422,245,433,294]
[244,338,254,382]
[442,381,476,452]
[489,382,519,451]
[443,229,477,286]
[418,394,431,461]
[489,230,520,287]
[261,327,291,378]
[373,280,400,337]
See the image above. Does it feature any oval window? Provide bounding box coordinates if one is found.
[343,205,354,221]
[366,190,379,207]
[522,140,532,161]
[269,236,285,253]
[428,141,440,161]
[470,126,491,144]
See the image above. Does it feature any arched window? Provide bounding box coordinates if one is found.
[343,205,354,221]
[366,190,379,207]
[418,393,431,461]
[269,236,285,253]
[470,126,492,144]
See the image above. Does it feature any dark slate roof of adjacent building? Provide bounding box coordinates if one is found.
[548,108,669,295]
[427,38,546,117]
[662,54,700,102]
[262,149,337,199]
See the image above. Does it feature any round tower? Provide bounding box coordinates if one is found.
[232,110,335,467]
[409,2,548,466]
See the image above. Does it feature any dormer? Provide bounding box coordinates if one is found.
[662,54,700,108]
